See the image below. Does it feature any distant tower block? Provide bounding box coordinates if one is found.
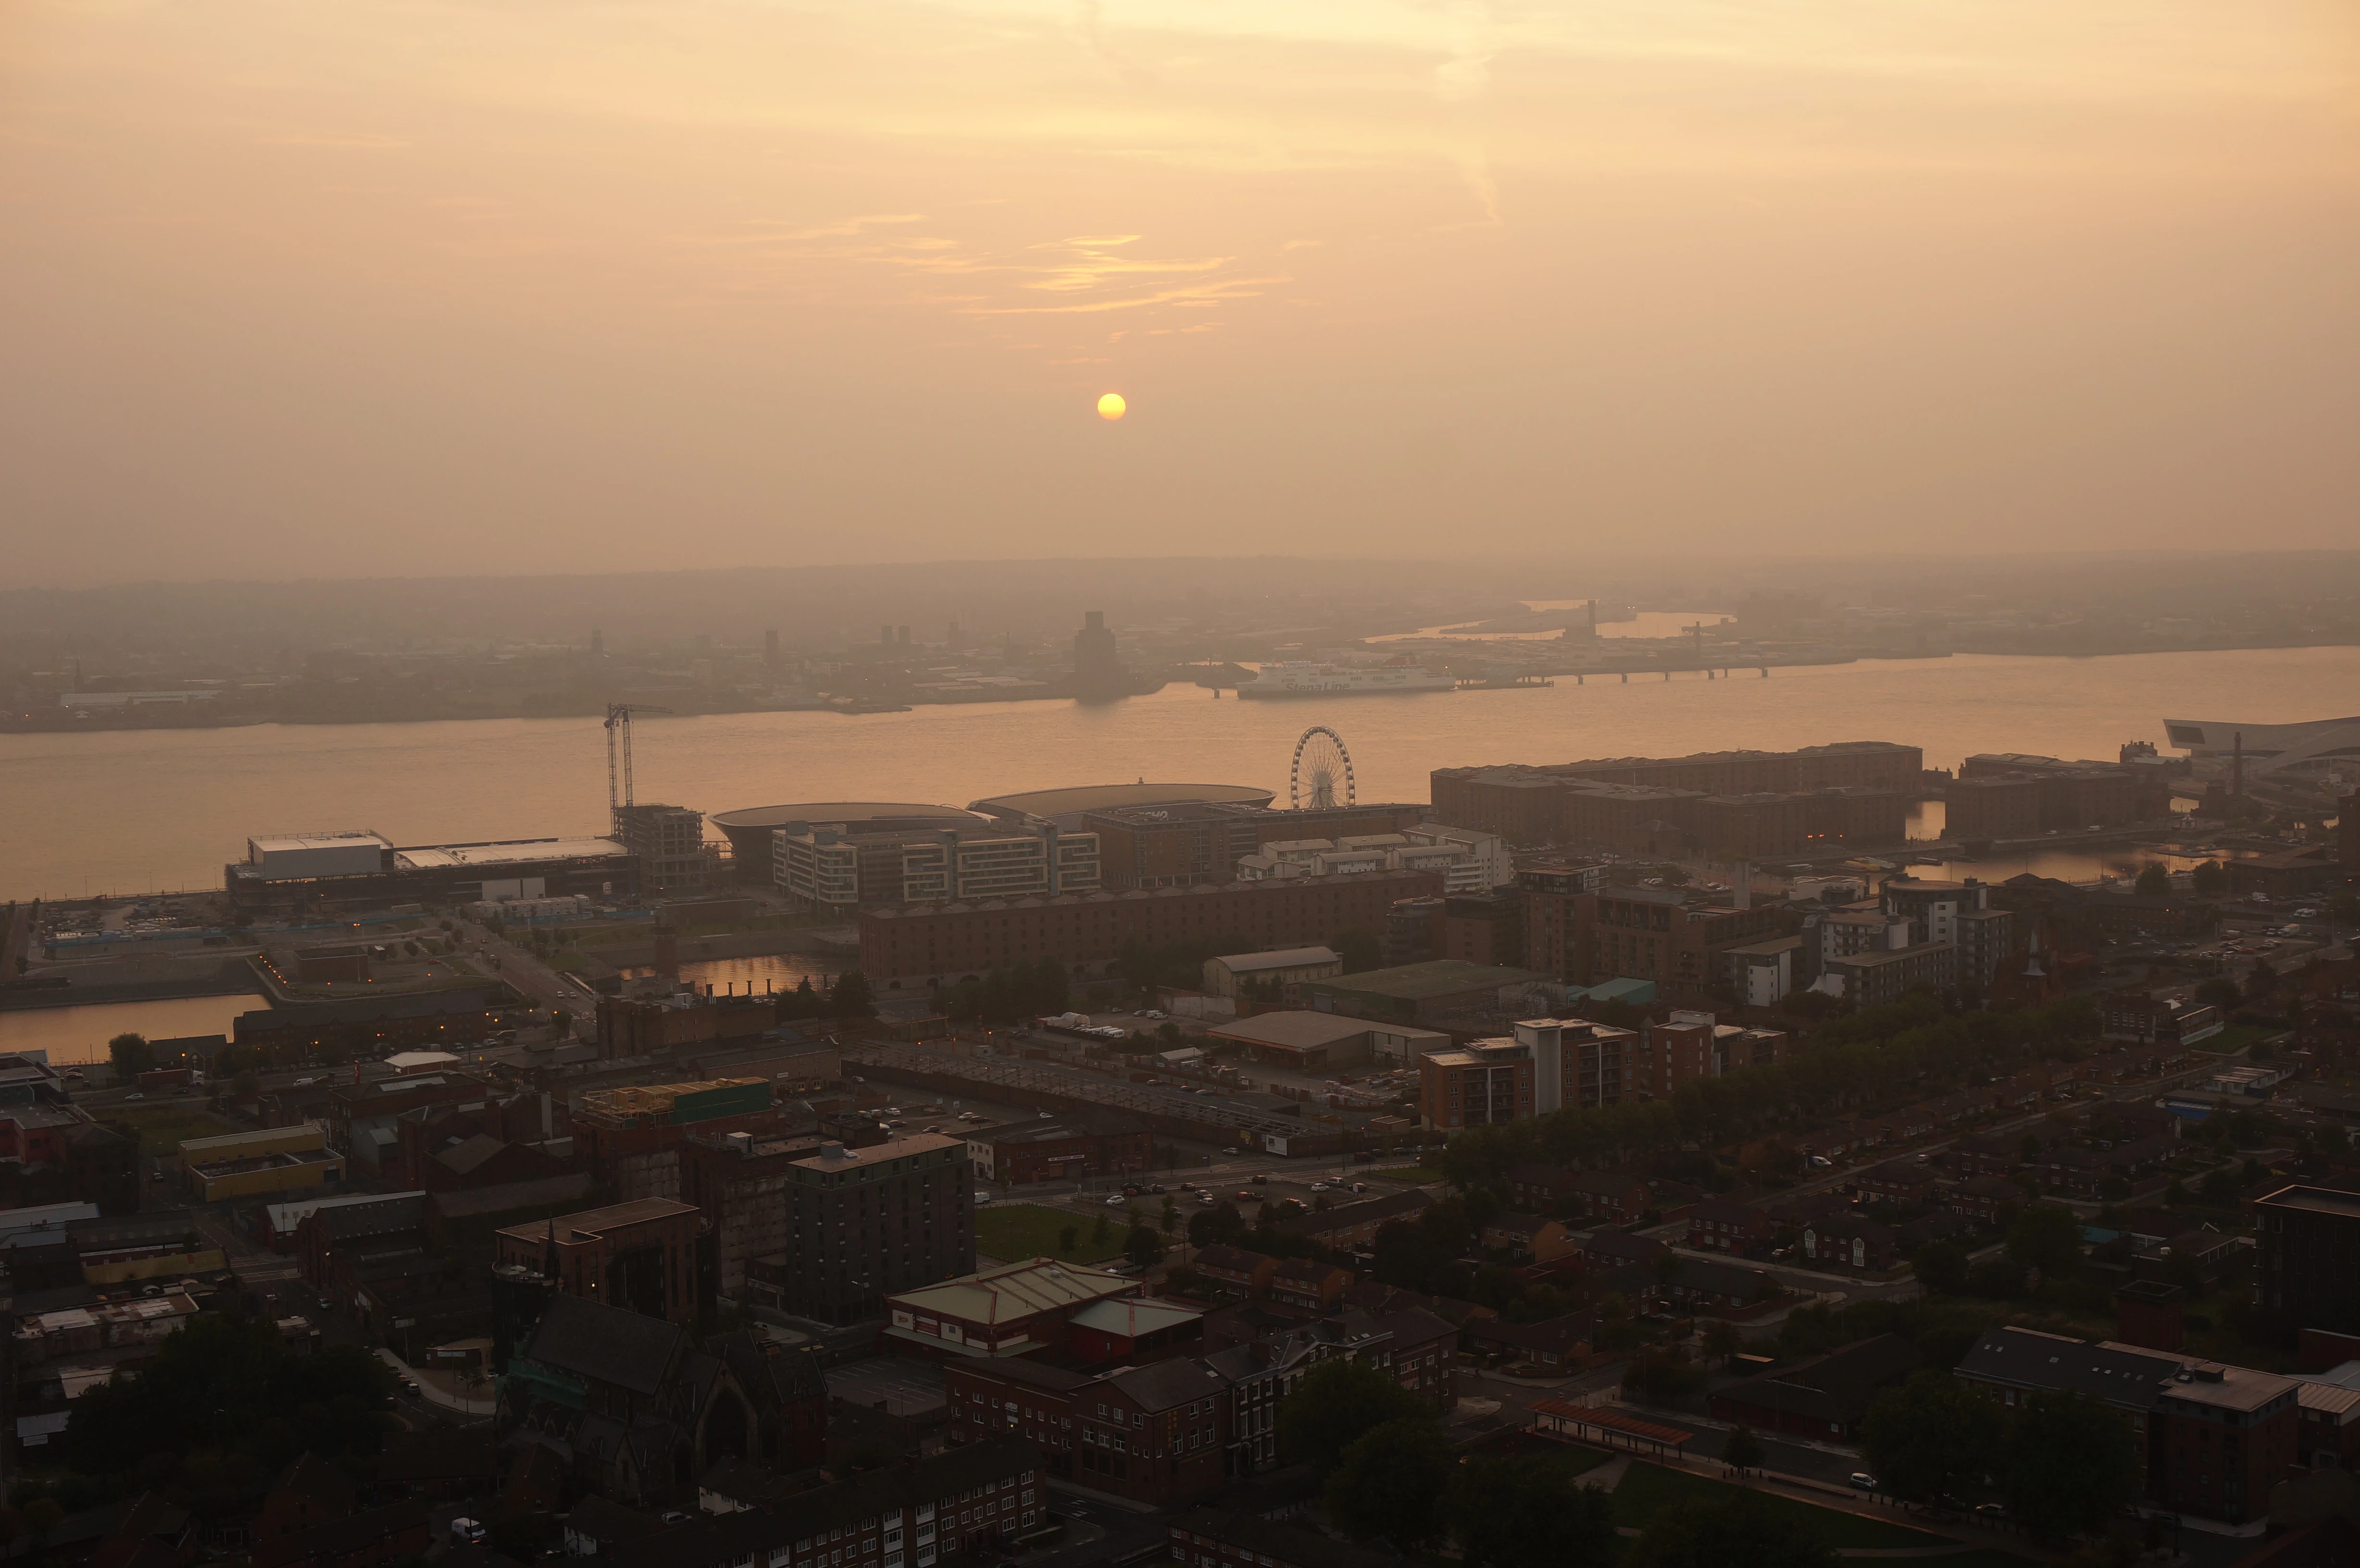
[765,629,779,666]
[591,628,604,656]
[881,625,893,645]
[897,625,911,645]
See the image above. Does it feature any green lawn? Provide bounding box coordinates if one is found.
[1532,1444,1614,1480]
[1369,1167,1446,1184]
[102,1105,241,1154]
[974,1203,1130,1264]
[2191,1023,2286,1055]
[1611,1463,1949,1550]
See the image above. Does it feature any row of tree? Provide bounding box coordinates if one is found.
[1278,1358,1838,1567]
[934,959,1069,1023]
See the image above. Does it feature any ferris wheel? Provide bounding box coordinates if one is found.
[1290,726,1356,811]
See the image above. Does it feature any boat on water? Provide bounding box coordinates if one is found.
[1236,659,1457,698]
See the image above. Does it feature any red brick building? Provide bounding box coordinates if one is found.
[859,870,1446,988]
[944,1357,1233,1507]
[1266,1259,1350,1313]
[2151,1363,2300,1527]
[493,1198,704,1325]
[1563,1171,1653,1224]
[1688,1197,1777,1257]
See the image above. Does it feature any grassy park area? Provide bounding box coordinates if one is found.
[974,1203,1131,1264]
[100,1104,241,1154]
[1611,1464,1950,1550]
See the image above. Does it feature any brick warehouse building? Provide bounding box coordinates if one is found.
[858,870,1444,990]
[1432,743,1921,856]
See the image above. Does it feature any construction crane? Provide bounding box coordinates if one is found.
[603,702,673,829]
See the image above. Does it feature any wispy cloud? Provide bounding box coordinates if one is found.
[254,132,409,148]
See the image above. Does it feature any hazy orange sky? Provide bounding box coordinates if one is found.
[3,0,2355,584]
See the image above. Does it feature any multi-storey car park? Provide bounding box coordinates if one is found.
[844,1045,1352,1157]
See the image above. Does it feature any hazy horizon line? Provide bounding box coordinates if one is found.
[8,544,2360,596]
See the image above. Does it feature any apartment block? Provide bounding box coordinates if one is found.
[730,1134,973,1325]
[774,821,1099,908]
[1417,1017,1638,1130]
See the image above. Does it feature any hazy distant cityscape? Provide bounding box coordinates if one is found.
[7,0,2357,1558]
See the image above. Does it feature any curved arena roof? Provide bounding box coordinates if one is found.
[710,802,983,832]
[967,782,1275,820]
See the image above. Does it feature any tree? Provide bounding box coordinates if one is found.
[1860,1372,2005,1505]
[1371,1218,1450,1292]
[2006,1202,2082,1279]
[1324,1418,1454,1546]
[2135,863,2171,898]
[2000,1390,2142,1541]
[1967,1257,2026,1298]
[2193,975,2242,1012]
[829,970,877,1017]
[1448,1458,1618,1568]
[67,1311,392,1483]
[1912,1240,1969,1295]
[1124,1224,1165,1267]
[1331,927,1382,974]
[1057,1225,1079,1256]
[1624,1489,1837,1568]
[107,1032,151,1078]
[1188,1202,1247,1248]
[1276,1356,1434,1479]
[1700,1318,1745,1368]
[1160,1196,1179,1233]
[1721,1425,1766,1476]
[1091,1212,1111,1246]
[2191,859,2228,897]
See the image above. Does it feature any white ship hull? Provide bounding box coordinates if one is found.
[1238,663,1456,698]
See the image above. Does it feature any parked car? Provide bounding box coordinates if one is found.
[1251,1174,1268,1185]
[1103,1195,1126,1207]
[1851,1473,1878,1492]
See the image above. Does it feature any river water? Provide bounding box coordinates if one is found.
[1,645,2349,903]
[0,993,265,1065]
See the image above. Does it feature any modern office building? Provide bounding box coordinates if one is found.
[2163,715,2360,787]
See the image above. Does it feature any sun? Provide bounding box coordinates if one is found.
[1096,392,1126,421]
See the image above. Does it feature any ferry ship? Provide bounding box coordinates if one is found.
[1236,659,1457,698]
